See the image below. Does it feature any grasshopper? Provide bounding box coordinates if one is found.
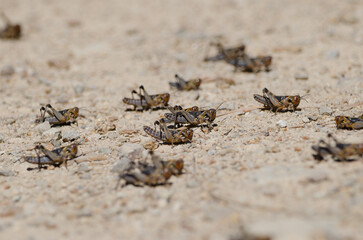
[312,134,363,161]
[163,104,217,129]
[143,119,193,144]
[123,85,170,111]
[39,104,79,126]
[226,55,272,72]
[204,42,246,62]
[254,88,302,112]
[160,158,184,175]
[23,143,78,170]
[0,12,21,40]
[335,115,363,130]
[169,74,202,91]
[116,151,182,187]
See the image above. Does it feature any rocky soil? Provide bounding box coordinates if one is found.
[0,0,362,239]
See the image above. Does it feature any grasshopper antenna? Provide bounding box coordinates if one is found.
[301,94,309,103]
[215,102,224,111]
[0,12,11,24]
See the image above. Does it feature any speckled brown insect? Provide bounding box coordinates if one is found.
[143,119,193,144]
[39,104,79,126]
[169,74,202,91]
[335,115,363,130]
[254,88,301,112]
[0,12,21,40]
[123,85,170,111]
[23,143,78,170]
[226,55,272,72]
[204,42,246,62]
[312,134,363,162]
[163,105,217,129]
[116,151,183,187]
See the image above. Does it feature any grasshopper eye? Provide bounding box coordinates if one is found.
[287,98,292,103]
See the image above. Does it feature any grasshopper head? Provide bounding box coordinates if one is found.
[285,95,301,110]
[193,79,202,88]
[260,56,272,67]
[160,93,170,104]
[163,168,172,180]
[70,144,78,156]
[205,109,217,122]
[180,129,193,142]
[173,159,184,173]
[70,107,79,119]
[335,116,350,128]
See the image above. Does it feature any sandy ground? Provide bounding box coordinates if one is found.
[0,0,362,239]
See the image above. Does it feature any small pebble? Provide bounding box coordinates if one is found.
[12,196,21,203]
[99,147,112,154]
[77,162,91,173]
[0,65,15,76]
[111,157,131,173]
[43,128,61,139]
[74,84,85,95]
[302,117,310,123]
[62,130,80,142]
[308,115,319,121]
[208,149,216,155]
[306,170,328,183]
[186,178,199,188]
[0,134,4,143]
[79,173,92,180]
[0,169,15,177]
[276,120,287,128]
[294,69,309,80]
[326,50,340,59]
[35,122,51,134]
[119,143,144,160]
[107,131,119,139]
[319,107,334,116]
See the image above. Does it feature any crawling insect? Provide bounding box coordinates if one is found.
[123,85,170,111]
[0,12,21,39]
[335,115,363,130]
[161,159,184,175]
[116,151,181,187]
[39,104,79,126]
[226,55,272,72]
[312,134,363,161]
[163,104,217,129]
[204,42,246,62]
[23,143,78,170]
[143,119,193,144]
[169,74,202,91]
[254,88,302,112]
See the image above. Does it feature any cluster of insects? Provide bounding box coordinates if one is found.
[13,39,361,185]
[204,42,272,72]
[22,105,80,170]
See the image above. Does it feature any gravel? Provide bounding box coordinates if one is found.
[0,169,15,177]
[276,120,288,128]
[35,121,51,134]
[111,157,131,173]
[326,50,340,59]
[62,129,80,142]
[119,143,144,160]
